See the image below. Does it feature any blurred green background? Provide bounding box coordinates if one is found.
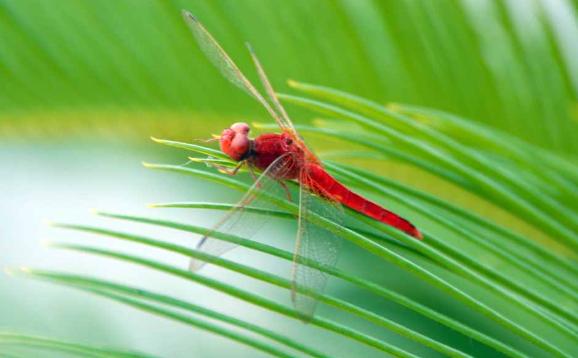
[1,0,576,357]
[2,0,577,150]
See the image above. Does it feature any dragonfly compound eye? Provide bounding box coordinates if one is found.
[220,128,249,161]
[231,122,250,134]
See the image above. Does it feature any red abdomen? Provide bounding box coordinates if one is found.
[305,163,423,239]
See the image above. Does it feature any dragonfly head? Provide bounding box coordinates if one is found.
[220,122,252,161]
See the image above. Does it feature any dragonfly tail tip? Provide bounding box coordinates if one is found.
[414,230,424,240]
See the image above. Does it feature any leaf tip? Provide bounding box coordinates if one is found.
[386,102,401,112]
[4,267,15,277]
[3,266,30,277]
[40,239,54,248]
[43,219,55,227]
[287,79,299,88]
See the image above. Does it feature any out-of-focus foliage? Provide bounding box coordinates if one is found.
[2,0,577,357]
[0,331,151,357]
[0,0,577,154]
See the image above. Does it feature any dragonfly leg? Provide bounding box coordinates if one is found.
[248,164,258,182]
[278,180,292,201]
[211,160,244,175]
[248,164,266,190]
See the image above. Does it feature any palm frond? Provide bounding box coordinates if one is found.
[1,1,576,155]
[13,95,576,357]
[0,331,151,358]
[3,1,578,357]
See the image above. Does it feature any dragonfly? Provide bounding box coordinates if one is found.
[182,11,422,320]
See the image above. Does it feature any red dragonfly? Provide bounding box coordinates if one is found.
[182,12,422,319]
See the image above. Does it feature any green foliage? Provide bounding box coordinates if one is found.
[2,1,577,357]
[14,90,578,356]
[1,0,576,154]
[0,331,150,358]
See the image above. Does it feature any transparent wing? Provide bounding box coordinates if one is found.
[182,11,284,129]
[246,44,321,163]
[291,169,344,320]
[190,153,297,271]
[246,45,299,136]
